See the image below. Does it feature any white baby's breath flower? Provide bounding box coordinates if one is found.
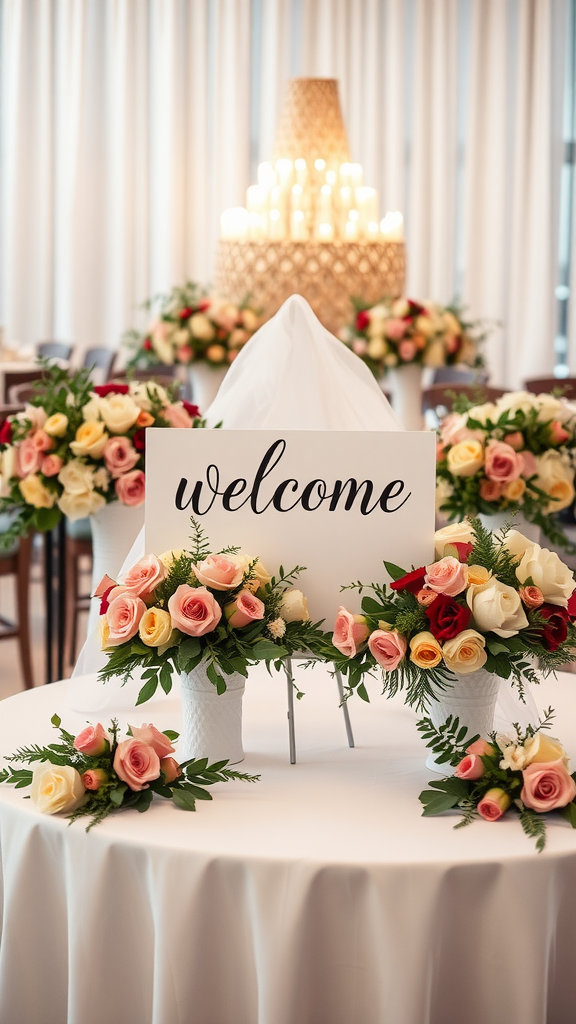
[499,744,528,772]
[93,467,111,491]
[267,617,286,639]
[496,732,515,753]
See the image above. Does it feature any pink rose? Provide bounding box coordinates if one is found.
[436,441,446,462]
[227,350,238,363]
[115,469,145,506]
[41,454,63,477]
[74,722,109,756]
[479,479,503,502]
[81,769,108,791]
[225,589,265,628]
[455,754,485,780]
[113,738,161,791]
[466,738,495,757]
[445,334,459,354]
[103,436,140,478]
[440,413,467,447]
[398,339,417,362]
[352,338,368,356]
[519,585,544,609]
[416,588,438,607]
[93,574,116,597]
[332,607,370,657]
[368,629,406,670]
[32,429,55,452]
[548,421,570,446]
[168,584,222,636]
[160,757,182,783]
[477,788,511,821]
[193,554,244,591]
[106,592,147,645]
[484,440,523,483]
[130,723,175,758]
[176,346,193,364]
[120,553,166,600]
[520,450,538,479]
[425,556,468,596]
[17,437,42,477]
[503,432,524,451]
[521,758,576,812]
[163,404,193,429]
[385,318,407,341]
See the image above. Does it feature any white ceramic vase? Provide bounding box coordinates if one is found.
[179,663,245,765]
[387,363,424,430]
[87,501,145,636]
[479,511,540,543]
[426,668,501,773]
[187,363,228,413]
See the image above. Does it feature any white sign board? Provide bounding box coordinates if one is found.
[145,430,436,625]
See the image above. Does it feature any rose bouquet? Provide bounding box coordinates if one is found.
[331,518,576,709]
[96,519,330,705]
[339,296,487,378]
[124,280,261,369]
[0,364,203,547]
[0,713,258,831]
[436,390,576,551]
[417,710,576,851]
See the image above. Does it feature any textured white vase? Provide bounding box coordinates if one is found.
[479,510,540,543]
[87,501,145,636]
[187,363,228,413]
[179,663,245,765]
[387,363,424,430]
[426,668,501,773]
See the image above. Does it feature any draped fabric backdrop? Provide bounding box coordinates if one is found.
[0,0,573,387]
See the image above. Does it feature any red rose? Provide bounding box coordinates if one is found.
[143,338,152,351]
[355,310,370,332]
[99,585,116,615]
[0,418,13,445]
[426,593,471,640]
[93,383,130,397]
[182,401,200,419]
[407,299,426,316]
[444,541,474,563]
[538,604,569,652]
[178,306,194,320]
[132,429,146,452]
[567,592,576,621]
[198,298,211,312]
[390,566,427,594]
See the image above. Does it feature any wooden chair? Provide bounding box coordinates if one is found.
[524,377,576,400]
[36,341,74,362]
[8,382,37,405]
[423,383,508,417]
[0,531,34,689]
[65,518,92,667]
[2,368,44,404]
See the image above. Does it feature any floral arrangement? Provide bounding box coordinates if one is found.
[436,390,576,552]
[124,280,261,369]
[417,711,576,851]
[0,364,203,546]
[0,713,258,831]
[330,518,576,709]
[97,519,330,705]
[339,297,486,378]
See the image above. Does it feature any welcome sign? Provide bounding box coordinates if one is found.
[145,429,437,623]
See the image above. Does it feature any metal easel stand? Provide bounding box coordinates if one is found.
[283,656,355,765]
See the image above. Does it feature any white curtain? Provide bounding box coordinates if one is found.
[0,0,571,388]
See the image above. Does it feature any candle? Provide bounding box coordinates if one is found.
[248,212,266,240]
[221,207,249,240]
[367,221,380,240]
[258,162,276,189]
[314,158,326,172]
[291,209,308,241]
[356,187,378,234]
[339,162,352,187]
[246,185,266,214]
[317,222,334,242]
[294,158,307,187]
[291,184,304,211]
[275,159,293,190]
[350,163,363,188]
[326,169,337,186]
[344,218,358,241]
[380,211,404,241]
[269,208,284,240]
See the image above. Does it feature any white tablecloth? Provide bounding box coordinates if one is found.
[1,665,576,1024]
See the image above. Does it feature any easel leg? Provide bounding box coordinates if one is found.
[335,668,355,748]
[285,657,297,764]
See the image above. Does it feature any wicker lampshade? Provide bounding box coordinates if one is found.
[271,78,351,167]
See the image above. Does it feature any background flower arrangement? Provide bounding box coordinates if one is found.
[339,296,487,378]
[331,518,576,708]
[0,365,203,547]
[436,390,576,551]
[97,519,331,704]
[124,280,261,369]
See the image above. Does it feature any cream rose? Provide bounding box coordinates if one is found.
[366,337,387,360]
[446,439,484,477]
[502,478,526,502]
[534,451,575,514]
[190,312,216,341]
[58,488,106,520]
[279,589,310,622]
[70,420,108,458]
[150,321,176,365]
[44,412,69,437]
[495,391,537,419]
[129,381,168,412]
[434,521,475,559]
[58,459,95,494]
[19,474,55,509]
[442,628,487,674]
[467,578,528,637]
[534,393,564,423]
[422,339,446,368]
[31,763,85,815]
[514,542,575,608]
[98,393,140,434]
[465,402,497,426]
[138,607,173,647]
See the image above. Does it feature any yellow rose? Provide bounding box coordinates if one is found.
[99,616,112,649]
[502,478,526,503]
[205,344,227,363]
[523,733,569,765]
[44,412,69,437]
[158,549,185,570]
[467,564,492,586]
[409,631,443,669]
[30,763,85,815]
[70,420,108,458]
[231,557,272,593]
[19,473,55,509]
[139,607,173,647]
[415,315,435,337]
[443,311,462,336]
[442,629,487,674]
[534,451,575,514]
[367,337,387,360]
[98,394,140,434]
[423,339,446,368]
[241,308,259,332]
[190,313,216,341]
[447,439,484,477]
[58,488,106,521]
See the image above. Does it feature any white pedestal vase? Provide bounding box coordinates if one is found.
[386,363,424,430]
[187,363,228,413]
[479,511,540,543]
[178,663,245,764]
[86,502,145,637]
[425,669,501,773]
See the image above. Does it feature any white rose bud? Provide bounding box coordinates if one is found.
[279,589,310,622]
[514,542,575,608]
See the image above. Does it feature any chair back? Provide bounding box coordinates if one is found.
[83,347,116,382]
[8,383,37,405]
[524,377,576,400]
[423,383,507,417]
[36,341,73,361]
[2,369,44,404]
[432,366,489,385]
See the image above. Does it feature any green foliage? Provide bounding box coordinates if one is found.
[519,808,547,853]
[416,714,479,767]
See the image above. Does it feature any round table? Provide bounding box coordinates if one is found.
[1,665,576,1024]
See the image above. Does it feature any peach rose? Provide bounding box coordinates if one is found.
[113,738,161,791]
[168,584,222,636]
[447,439,484,477]
[467,564,491,586]
[160,757,182,783]
[520,450,538,478]
[455,754,485,780]
[32,429,54,452]
[521,758,576,812]
[466,738,496,756]
[138,607,173,647]
[519,585,544,609]
[479,479,503,502]
[41,454,63,477]
[115,469,145,506]
[416,588,438,607]
[478,788,511,821]
[193,554,244,591]
[425,556,468,596]
[106,592,147,645]
[502,478,526,502]
[120,553,166,600]
[81,769,108,791]
[74,722,109,755]
[18,437,42,477]
[130,723,175,758]
[548,421,570,445]
[332,607,370,657]
[398,339,417,361]
[442,628,487,673]
[163,404,193,429]
[484,440,523,483]
[503,432,524,451]
[136,410,155,428]
[368,629,407,671]
[409,631,443,668]
[103,436,140,478]
[385,318,407,340]
[176,346,193,364]
[225,590,265,627]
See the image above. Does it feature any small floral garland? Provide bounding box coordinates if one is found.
[417,711,576,852]
[0,714,259,830]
